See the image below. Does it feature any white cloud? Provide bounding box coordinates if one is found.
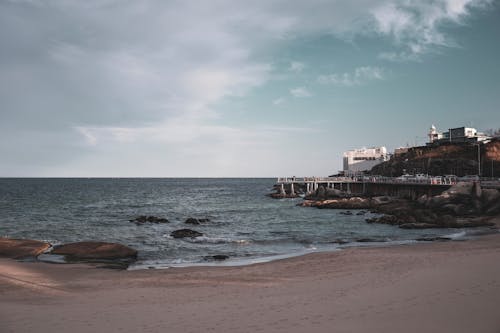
[0,0,493,175]
[290,87,313,98]
[289,61,305,72]
[372,0,492,60]
[273,97,285,105]
[318,66,385,86]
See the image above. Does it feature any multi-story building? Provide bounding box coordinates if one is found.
[343,146,388,175]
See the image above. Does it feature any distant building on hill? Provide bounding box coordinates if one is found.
[343,146,389,175]
[427,125,491,145]
[394,147,409,156]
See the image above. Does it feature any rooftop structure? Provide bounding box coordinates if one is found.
[343,146,388,175]
[428,125,491,145]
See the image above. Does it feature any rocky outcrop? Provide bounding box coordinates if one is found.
[0,238,51,259]
[130,216,169,225]
[302,182,499,230]
[299,196,374,209]
[364,183,499,229]
[51,241,138,261]
[170,229,204,239]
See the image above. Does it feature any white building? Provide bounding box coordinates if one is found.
[428,125,491,145]
[343,146,388,175]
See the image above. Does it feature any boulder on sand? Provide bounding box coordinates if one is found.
[0,237,51,259]
[51,241,137,260]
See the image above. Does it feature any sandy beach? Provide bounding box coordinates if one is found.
[1,233,500,333]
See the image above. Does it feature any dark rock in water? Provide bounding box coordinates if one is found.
[417,237,452,242]
[204,255,229,261]
[268,193,300,199]
[0,237,51,259]
[339,211,353,215]
[356,238,379,243]
[356,211,367,215]
[52,241,138,260]
[185,218,211,225]
[170,229,204,239]
[130,215,169,225]
[399,223,441,229]
[331,239,349,245]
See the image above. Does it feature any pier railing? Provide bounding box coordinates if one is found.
[277,176,458,186]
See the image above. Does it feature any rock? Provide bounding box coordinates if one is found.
[331,239,349,244]
[443,182,473,196]
[52,242,137,260]
[438,214,457,227]
[325,188,346,198]
[486,201,500,215]
[0,238,51,259]
[417,194,428,205]
[204,255,229,261]
[268,193,299,199]
[339,211,353,215]
[130,216,169,225]
[185,218,211,225]
[441,203,461,215]
[482,189,500,205]
[316,186,326,200]
[356,238,380,243]
[472,181,482,198]
[399,223,440,229]
[416,237,452,242]
[356,211,367,215]
[170,229,204,239]
[371,196,393,205]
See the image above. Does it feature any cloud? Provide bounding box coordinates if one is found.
[289,61,305,72]
[273,97,285,105]
[318,66,385,86]
[371,0,493,60]
[290,87,313,98]
[0,0,493,175]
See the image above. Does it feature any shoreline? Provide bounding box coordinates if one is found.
[2,228,500,332]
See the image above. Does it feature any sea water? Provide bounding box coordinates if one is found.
[0,178,477,269]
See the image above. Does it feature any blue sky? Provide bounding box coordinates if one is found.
[1,0,499,177]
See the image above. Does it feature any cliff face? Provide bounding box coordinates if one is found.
[370,139,500,177]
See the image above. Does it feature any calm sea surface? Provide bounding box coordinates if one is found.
[0,178,469,268]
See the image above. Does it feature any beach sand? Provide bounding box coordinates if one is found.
[1,233,500,333]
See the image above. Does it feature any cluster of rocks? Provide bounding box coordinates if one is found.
[130,215,169,225]
[130,215,211,226]
[0,238,137,268]
[299,196,387,209]
[297,182,500,230]
[0,213,232,267]
[365,182,499,229]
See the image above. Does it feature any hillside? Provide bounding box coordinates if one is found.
[370,138,500,177]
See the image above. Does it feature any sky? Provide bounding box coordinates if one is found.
[1,0,499,177]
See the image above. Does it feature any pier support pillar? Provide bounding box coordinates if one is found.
[280,184,285,196]
[290,183,295,196]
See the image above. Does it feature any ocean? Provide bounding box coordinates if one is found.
[0,178,472,269]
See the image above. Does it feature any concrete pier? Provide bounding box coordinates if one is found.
[274,176,463,199]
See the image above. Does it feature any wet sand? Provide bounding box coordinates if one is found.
[1,233,500,333]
